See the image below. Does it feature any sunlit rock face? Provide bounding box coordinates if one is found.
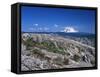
[21,32,95,71]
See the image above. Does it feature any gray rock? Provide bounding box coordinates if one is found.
[21,33,95,71]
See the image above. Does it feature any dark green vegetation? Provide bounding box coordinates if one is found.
[72,54,81,62]
[22,37,65,55]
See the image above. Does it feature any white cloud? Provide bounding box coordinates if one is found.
[44,27,49,31]
[38,28,42,30]
[54,24,58,27]
[61,27,78,33]
[34,24,38,26]
[29,28,34,31]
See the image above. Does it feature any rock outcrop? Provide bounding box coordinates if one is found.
[21,33,95,71]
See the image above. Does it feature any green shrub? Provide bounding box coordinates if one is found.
[24,39,66,54]
[73,54,80,62]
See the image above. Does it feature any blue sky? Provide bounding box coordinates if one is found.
[21,6,95,33]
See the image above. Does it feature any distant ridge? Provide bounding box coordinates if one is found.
[22,31,95,34]
[22,32,95,37]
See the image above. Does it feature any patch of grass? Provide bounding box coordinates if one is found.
[24,37,66,54]
[31,49,39,54]
[73,54,80,62]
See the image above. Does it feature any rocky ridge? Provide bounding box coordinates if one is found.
[21,33,95,71]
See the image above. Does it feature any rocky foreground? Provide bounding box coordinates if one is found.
[21,33,95,71]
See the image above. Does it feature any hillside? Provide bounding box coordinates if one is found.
[21,33,95,71]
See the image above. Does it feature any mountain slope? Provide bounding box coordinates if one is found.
[21,33,95,71]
